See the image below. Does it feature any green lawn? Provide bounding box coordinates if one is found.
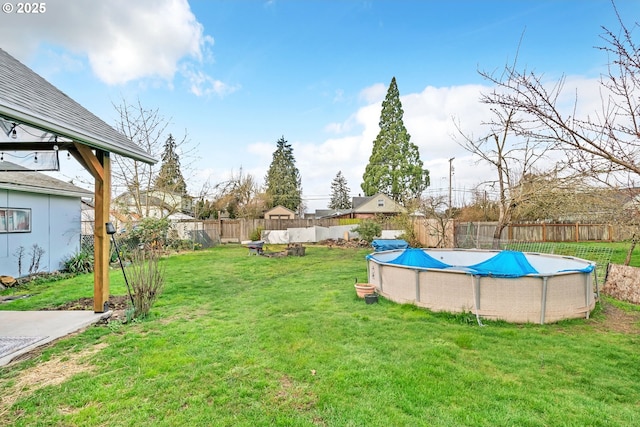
[1,245,639,426]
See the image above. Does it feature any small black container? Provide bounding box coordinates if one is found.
[365,293,378,304]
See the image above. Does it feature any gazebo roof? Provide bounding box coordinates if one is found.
[0,48,156,164]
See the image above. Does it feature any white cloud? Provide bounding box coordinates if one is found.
[182,66,240,97]
[0,0,218,87]
[359,83,387,103]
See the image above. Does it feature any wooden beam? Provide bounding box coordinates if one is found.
[67,147,91,175]
[72,142,104,181]
[0,142,73,151]
[93,150,111,312]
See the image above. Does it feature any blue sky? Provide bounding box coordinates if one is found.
[1,0,638,211]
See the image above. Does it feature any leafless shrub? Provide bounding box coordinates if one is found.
[28,244,45,275]
[126,250,166,319]
[13,246,24,277]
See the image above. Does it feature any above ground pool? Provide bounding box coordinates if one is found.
[366,248,596,324]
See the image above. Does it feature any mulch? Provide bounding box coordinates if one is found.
[40,295,130,311]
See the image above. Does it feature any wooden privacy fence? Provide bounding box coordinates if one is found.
[170,219,621,248]
[177,218,399,244]
[508,223,614,242]
[455,222,617,248]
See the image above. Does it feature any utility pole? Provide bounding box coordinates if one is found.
[448,157,454,210]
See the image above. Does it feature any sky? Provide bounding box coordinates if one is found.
[1,0,639,212]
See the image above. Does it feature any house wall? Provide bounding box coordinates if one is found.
[355,194,404,215]
[265,206,296,219]
[0,189,81,278]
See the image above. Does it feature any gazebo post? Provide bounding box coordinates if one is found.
[93,150,111,312]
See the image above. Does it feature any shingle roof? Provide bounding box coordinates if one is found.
[0,48,156,164]
[0,161,92,198]
[352,196,369,209]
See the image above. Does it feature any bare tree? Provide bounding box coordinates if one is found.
[455,107,554,247]
[112,98,196,218]
[476,8,640,258]
[213,167,266,219]
[419,195,454,248]
[478,8,640,187]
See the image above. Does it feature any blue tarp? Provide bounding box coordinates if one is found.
[386,248,452,269]
[371,239,409,251]
[466,250,539,277]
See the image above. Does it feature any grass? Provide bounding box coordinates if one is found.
[1,245,639,426]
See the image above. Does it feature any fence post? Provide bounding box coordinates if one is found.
[609,224,613,242]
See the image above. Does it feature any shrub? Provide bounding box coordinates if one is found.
[63,249,94,274]
[168,238,199,252]
[126,250,166,319]
[352,220,382,243]
[249,226,264,241]
[121,217,171,252]
[393,212,421,247]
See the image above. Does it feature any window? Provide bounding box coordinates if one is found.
[0,208,31,233]
[377,199,384,207]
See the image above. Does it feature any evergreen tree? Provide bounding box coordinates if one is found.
[264,136,302,212]
[329,171,352,210]
[154,134,187,195]
[361,77,430,204]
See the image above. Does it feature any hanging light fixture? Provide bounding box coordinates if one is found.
[4,123,18,139]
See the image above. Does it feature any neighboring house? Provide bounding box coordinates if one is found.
[82,200,195,235]
[113,190,193,221]
[148,190,193,215]
[0,163,92,277]
[80,199,130,235]
[264,205,296,219]
[315,193,406,219]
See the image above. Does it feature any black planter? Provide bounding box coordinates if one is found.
[365,293,378,304]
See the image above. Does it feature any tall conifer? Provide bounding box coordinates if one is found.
[265,136,302,211]
[329,171,352,210]
[361,77,429,203]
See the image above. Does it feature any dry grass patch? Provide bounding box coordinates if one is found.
[0,342,108,421]
[273,374,318,412]
[593,302,640,334]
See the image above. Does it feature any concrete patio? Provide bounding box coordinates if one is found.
[0,310,110,366]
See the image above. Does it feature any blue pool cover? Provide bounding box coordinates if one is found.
[466,250,538,277]
[369,249,595,277]
[386,248,452,269]
[371,239,409,251]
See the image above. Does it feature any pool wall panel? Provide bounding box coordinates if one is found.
[366,249,596,324]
